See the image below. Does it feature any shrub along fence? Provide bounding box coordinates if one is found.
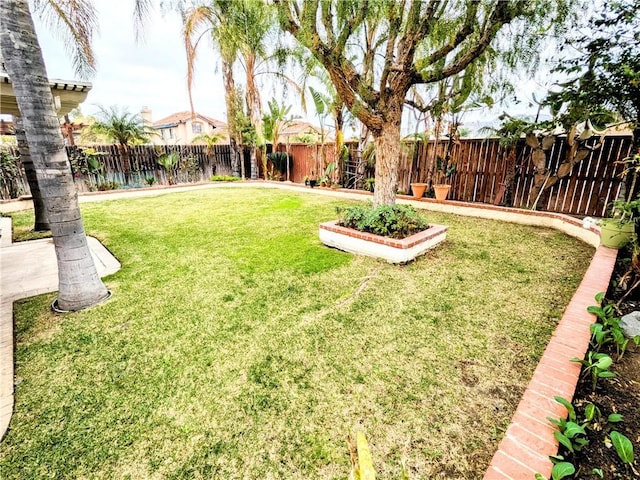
[1,136,634,217]
[64,144,234,190]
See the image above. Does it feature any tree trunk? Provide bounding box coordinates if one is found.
[13,115,49,231]
[1,0,109,311]
[244,53,261,181]
[118,143,131,184]
[250,146,258,180]
[372,118,402,207]
[245,52,263,142]
[222,59,241,178]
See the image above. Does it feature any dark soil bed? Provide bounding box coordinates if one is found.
[567,253,640,479]
[571,347,640,478]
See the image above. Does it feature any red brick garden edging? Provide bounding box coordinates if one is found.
[482,246,617,479]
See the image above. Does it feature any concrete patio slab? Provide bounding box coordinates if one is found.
[0,217,120,441]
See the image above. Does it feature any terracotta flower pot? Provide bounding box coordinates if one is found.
[410,183,428,199]
[433,184,451,201]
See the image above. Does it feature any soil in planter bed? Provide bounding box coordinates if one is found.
[570,346,640,479]
[566,253,640,479]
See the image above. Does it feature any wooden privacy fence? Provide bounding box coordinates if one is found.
[1,137,634,217]
[65,144,234,188]
[392,135,633,217]
[2,144,234,197]
[275,143,338,183]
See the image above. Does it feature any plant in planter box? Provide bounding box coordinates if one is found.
[336,204,429,239]
[600,153,640,248]
[599,198,640,249]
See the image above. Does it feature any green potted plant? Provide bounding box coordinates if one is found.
[600,198,639,248]
[600,153,640,248]
[431,155,456,201]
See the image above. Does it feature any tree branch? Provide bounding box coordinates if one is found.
[416,2,518,85]
[419,1,479,68]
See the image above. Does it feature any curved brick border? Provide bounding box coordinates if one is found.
[281,187,613,478]
[483,245,617,479]
[0,184,616,476]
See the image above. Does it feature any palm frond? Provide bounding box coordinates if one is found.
[34,0,98,78]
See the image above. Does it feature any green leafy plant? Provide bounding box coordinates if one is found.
[608,413,624,424]
[572,352,615,391]
[210,175,240,182]
[96,181,120,191]
[610,431,634,464]
[535,461,576,480]
[588,292,637,360]
[267,152,293,177]
[363,177,375,192]
[157,152,180,185]
[336,204,429,239]
[178,154,200,182]
[548,397,589,454]
[608,198,640,226]
[0,149,22,199]
[145,176,156,186]
[581,402,623,432]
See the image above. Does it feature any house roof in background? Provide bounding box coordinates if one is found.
[152,111,227,130]
[280,121,321,136]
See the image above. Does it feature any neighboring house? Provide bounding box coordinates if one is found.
[278,121,328,144]
[143,108,228,145]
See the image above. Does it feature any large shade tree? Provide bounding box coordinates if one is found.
[0,0,109,310]
[275,0,574,206]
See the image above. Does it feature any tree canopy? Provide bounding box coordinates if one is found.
[546,0,640,141]
[274,0,575,205]
[84,106,151,146]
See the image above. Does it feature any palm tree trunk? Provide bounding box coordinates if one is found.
[245,52,261,180]
[13,115,49,231]
[1,0,109,311]
[222,58,243,178]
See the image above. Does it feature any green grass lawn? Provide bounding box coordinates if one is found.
[1,188,593,479]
